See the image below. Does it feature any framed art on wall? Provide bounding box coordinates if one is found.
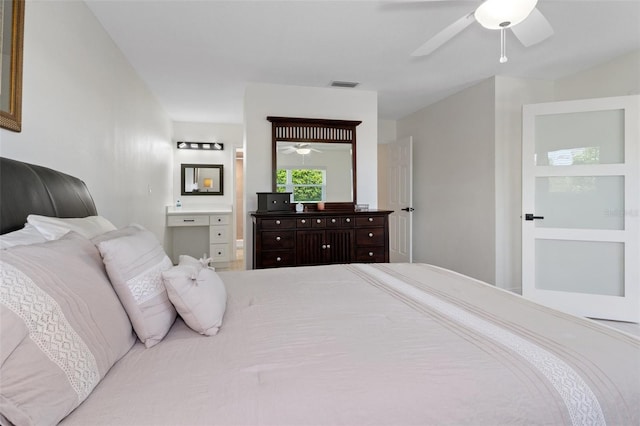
[0,0,24,132]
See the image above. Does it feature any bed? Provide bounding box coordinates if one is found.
[1,157,638,426]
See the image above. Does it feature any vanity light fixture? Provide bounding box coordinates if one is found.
[176,141,225,151]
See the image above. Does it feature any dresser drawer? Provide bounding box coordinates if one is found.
[258,250,295,268]
[355,247,386,262]
[311,217,326,228]
[260,218,296,229]
[209,226,229,243]
[355,216,385,227]
[210,244,230,262]
[297,218,312,228]
[326,216,354,228]
[355,228,385,246]
[261,231,295,249]
[210,214,229,225]
[167,215,209,227]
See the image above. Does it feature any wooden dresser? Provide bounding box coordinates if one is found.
[251,210,393,269]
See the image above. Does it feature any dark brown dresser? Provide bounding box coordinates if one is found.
[251,210,393,269]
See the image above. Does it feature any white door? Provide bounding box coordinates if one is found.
[387,137,413,263]
[522,95,639,322]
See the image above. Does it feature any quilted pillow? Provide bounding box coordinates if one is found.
[162,256,227,336]
[0,232,136,425]
[27,214,117,240]
[96,226,176,348]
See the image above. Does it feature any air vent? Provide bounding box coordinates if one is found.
[330,81,359,88]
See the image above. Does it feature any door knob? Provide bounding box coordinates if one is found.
[525,213,544,221]
[401,207,415,212]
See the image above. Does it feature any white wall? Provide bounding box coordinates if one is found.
[243,83,378,268]
[398,78,497,284]
[0,1,173,246]
[172,121,243,208]
[494,76,554,291]
[554,50,640,101]
[392,50,638,291]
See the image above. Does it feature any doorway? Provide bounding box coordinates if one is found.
[522,95,639,322]
[233,148,245,270]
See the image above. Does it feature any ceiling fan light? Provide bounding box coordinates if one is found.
[296,148,311,155]
[475,0,537,30]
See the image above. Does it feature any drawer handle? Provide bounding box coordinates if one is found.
[276,257,282,262]
[276,220,281,225]
[301,219,306,224]
[316,219,322,224]
[331,218,336,223]
[368,232,374,238]
[272,200,277,204]
[276,236,281,241]
[368,217,374,222]
[369,252,374,257]
[326,244,331,249]
[183,219,195,222]
[346,218,351,223]
[217,218,222,222]
[217,251,222,255]
[217,232,222,237]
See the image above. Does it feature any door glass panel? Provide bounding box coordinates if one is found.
[535,176,624,230]
[535,110,624,166]
[535,240,624,296]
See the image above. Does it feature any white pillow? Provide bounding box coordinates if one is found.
[27,214,116,240]
[96,226,176,348]
[162,256,226,336]
[0,223,47,249]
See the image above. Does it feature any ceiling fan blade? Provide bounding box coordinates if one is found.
[411,12,476,57]
[511,7,554,47]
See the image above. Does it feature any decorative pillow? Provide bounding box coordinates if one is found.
[0,223,46,249]
[27,214,117,240]
[162,256,227,336]
[96,226,176,348]
[0,232,136,426]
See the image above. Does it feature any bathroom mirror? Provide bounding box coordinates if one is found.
[181,164,224,196]
[268,116,361,208]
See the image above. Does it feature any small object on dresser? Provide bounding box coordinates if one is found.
[296,202,304,212]
[176,199,182,208]
[256,192,292,212]
[317,201,325,211]
[355,203,369,212]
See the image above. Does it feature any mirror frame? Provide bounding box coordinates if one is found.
[180,163,224,196]
[268,116,361,210]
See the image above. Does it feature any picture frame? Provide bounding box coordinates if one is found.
[0,0,25,132]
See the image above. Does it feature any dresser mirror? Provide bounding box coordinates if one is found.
[181,164,224,196]
[268,116,361,208]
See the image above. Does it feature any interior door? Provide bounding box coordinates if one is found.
[522,95,639,322]
[387,137,413,263]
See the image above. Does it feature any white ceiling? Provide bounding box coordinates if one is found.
[86,0,640,124]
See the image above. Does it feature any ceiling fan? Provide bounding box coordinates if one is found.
[279,143,322,155]
[411,0,554,63]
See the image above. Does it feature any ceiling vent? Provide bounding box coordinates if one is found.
[330,81,359,88]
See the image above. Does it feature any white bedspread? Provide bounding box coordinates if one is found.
[61,263,640,425]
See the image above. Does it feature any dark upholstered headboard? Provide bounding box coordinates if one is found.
[0,157,98,235]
